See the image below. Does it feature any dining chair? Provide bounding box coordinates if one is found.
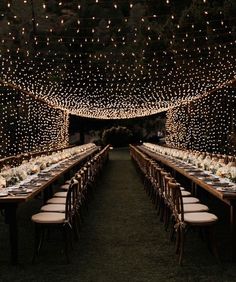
[165,177,209,241]
[31,180,79,263]
[168,181,218,265]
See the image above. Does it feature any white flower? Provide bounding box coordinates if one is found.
[216,165,231,179]
[15,166,28,180]
[0,144,96,187]
[0,175,6,188]
[201,156,212,170]
[195,154,205,168]
[230,167,236,181]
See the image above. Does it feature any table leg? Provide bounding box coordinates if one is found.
[192,182,197,196]
[230,202,236,261]
[4,203,18,265]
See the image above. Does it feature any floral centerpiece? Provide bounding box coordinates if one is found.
[0,143,96,188]
[143,142,236,183]
[216,162,236,183]
[0,175,6,188]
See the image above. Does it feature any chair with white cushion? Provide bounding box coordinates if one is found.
[31,181,79,263]
[168,181,218,265]
[162,175,191,228]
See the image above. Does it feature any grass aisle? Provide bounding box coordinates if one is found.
[0,148,236,281]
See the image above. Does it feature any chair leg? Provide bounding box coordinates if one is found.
[169,217,176,242]
[206,226,220,262]
[143,178,147,192]
[164,207,170,231]
[156,192,162,211]
[151,187,155,204]
[73,214,80,241]
[198,226,206,242]
[159,199,165,222]
[63,225,70,264]
[154,192,159,210]
[77,208,83,227]
[179,228,185,265]
[32,224,42,263]
[175,227,180,254]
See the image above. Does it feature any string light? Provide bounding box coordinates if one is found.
[0,86,69,158]
[0,0,234,120]
[166,86,236,154]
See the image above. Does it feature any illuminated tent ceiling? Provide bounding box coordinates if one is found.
[0,0,235,119]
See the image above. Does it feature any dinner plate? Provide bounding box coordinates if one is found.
[0,191,8,197]
[186,169,202,173]
[39,177,51,181]
[33,182,42,187]
[198,175,210,179]
[205,181,214,185]
[10,188,32,194]
[199,176,218,182]
[216,187,236,192]
[213,182,233,187]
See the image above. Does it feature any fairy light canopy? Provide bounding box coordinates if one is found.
[0,0,235,119]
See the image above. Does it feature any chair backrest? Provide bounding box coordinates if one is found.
[160,170,171,195]
[65,179,79,222]
[168,181,184,222]
[164,175,175,204]
[74,173,82,190]
[149,160,156,180]
[78,169,86,189]
[154,165,161,184]
[153,164,161,187]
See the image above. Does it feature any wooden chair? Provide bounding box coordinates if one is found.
[31,181,79,263]
[159,171,172,223]
[168,181,218,265]
[152,164,161,209]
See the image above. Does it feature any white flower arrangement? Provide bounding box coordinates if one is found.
[209,159,221,174]
[0,175,6,188]
[195,153,205,168]
[0,143,96,187]
[216,163,236,183]
[143,142,236,183]
[230,167,236,183]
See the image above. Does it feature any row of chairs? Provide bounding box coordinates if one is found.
[31,145,110,263]
[130,145,219,265]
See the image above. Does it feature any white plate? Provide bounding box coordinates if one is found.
[25,189,33,193]
[11,188,32,195]
[217,187,236,192]
[0,191,8,197]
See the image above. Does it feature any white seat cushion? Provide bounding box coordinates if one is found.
[183,203,209,213]
[32,212,65,224]
[54,191,67,197]
[181,191,191,196]
[176,183,185,191]
[47,197,66,204]
[181,212,218,224]
[183,197,199,204]
[60,184,70,190]
[41,204,66,213]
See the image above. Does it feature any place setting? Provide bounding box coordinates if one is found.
[8,187,33,196]
[216,186,236,193]
[0,189,9,197]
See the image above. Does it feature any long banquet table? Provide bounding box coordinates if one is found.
[138,145,236,260]
[0,146,99,264]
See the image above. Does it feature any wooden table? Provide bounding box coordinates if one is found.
[138,145,236,260]
[0,147,98,264]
